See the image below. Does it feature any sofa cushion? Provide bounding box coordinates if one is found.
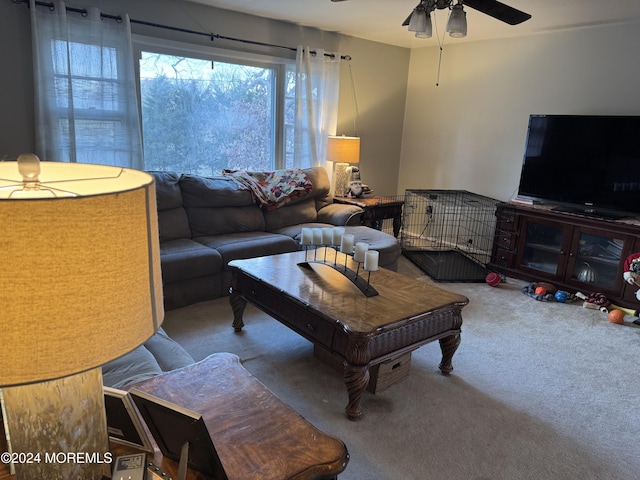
[163,275,222,310]
[270,222,337,242]
[187,206,265,237]
[195,232,297,266]
[102,328,195,388]
[317,203,363,226]
[101,345,163,389]
[264,197,318,232]
[160,238,223,283]
[180,175,254,207]
[152,171,183,211]
[303,166,331,201]
[143,327,194,371]
[342,225,402,271]
[151,171,192,241]
[158,207,191,241]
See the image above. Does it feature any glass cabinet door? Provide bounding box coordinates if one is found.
[570,231,624,290]
[520,221,565,275]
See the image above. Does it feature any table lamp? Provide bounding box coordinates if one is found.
[0,154,163,479]
[327,135,360,197]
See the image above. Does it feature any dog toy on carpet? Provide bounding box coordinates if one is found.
[575,291,640,324]
[521,282,575,302]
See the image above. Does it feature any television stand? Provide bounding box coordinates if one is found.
[489,203,640,309]
[550,205,628,220]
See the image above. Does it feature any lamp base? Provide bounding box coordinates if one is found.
[332,162,350,197]
[2,368,111,480]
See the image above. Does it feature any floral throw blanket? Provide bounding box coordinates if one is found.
[222,168,314,211]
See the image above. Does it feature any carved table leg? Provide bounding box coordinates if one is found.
[343,363,370,421]
[229,293,247,332]
[438,333,461,375]
[392,215,402,238]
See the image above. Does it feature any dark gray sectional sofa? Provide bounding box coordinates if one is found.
[153,166,401,310]
[102,166,402,388]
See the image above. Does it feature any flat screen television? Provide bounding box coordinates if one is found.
[517,114,640,219]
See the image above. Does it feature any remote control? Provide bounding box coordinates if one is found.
[111,453,146,480]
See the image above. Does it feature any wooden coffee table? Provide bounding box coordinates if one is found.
[228,249,469,420]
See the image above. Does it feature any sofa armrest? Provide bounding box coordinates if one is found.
[144,327,195,371]
[317,203,363,226]
[101,328,195,389]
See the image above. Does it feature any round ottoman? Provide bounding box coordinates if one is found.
[342,226,401,271]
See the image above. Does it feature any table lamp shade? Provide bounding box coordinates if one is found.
[0,160,163,386]
[327,135,360,164]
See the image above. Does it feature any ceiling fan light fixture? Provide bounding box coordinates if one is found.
[402,0,531,40]
[446,3,467,38]
[408,6,427,33]
[415,12,433,38]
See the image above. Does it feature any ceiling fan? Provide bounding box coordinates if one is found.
[331,0,531,39]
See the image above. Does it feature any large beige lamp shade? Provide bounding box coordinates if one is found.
[0,155,163,479]
[327,135,360,197]
[327,135,360,165]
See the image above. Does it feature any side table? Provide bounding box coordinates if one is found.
[333,196,404,237]
[0,354,348,480]
[127,353,349,479]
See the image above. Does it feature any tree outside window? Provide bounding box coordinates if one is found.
[139,51,286,175]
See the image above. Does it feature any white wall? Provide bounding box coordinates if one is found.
[399,20,640,201]
[0,0,409,195]
[334,36,410,195]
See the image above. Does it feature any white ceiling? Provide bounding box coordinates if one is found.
[185,0,640,49]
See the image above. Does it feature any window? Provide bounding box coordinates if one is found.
[42,37,141,167]
[135,39,296,174]
[30,5,143,169]
[51,40,123,164]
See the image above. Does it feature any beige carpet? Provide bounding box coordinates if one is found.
[162,257,640,480]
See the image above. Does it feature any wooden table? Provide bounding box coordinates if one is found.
[1,354,347,480]
[333,196,404,237]
[129,353,348,480]
[228,250,469,420]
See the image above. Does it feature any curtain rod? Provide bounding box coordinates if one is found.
[14,0,352,61]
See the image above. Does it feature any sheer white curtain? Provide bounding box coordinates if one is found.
[30,0,143,168]
[293,46,341,169]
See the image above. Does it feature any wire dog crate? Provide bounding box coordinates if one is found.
[401,190,503,282]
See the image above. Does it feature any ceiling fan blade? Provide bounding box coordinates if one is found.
[401,2,422,27]
[463,0,531,25]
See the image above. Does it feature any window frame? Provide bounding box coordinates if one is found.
[132,35,294,171]
[46,32,138,165]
